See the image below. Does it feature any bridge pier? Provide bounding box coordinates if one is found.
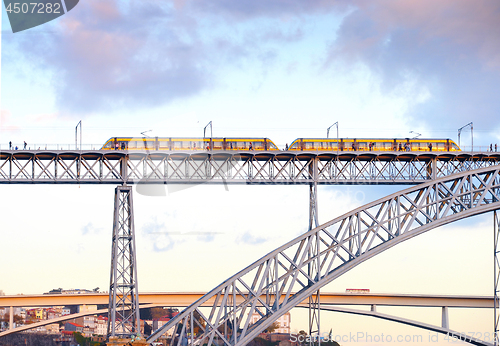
[107,185,141,341]
[441,306,449,329]
[495,210,500,346]
[9,306,13,330]
[308,158,321,345]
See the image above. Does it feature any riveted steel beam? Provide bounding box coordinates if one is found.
[0,150,499,184]
[147,165,500,346]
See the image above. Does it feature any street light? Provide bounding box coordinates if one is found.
[204,121,212,150]
[141,130,152,137]
[327,122,339,153]
[327,122,338,139]
[409,131,421,139]
[458,122,473,151]
[75,121,82,150]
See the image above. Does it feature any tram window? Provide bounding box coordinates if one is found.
[436,143,444,150]
[253,142,263,150]
[145,141,154,149]
[268,142,278,150]
[290,142,299,149]
[104,142,113,149]
[305,142,314,150]
[451,143,460,150]
[159,141,169,148]
[173,141,182,149]
[324,142,336,150]
[358,142,367,150]
[212,142,223,150]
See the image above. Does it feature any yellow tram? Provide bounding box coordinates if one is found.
[101,136,461,152]
[288,138,461,152]
[101,137,280,151]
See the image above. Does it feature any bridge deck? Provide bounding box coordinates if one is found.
[0,150,499,184]
[0,292,493,308]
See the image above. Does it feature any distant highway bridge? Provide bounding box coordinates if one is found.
[0,292,493,338]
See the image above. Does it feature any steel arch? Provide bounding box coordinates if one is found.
[148,165,500,346]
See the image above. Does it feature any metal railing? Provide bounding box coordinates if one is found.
[1,144,499,152]
[0,144,102,150]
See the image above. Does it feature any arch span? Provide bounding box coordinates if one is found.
[148,165,500,346]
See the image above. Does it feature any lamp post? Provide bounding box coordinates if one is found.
[409,131,421,139]
[458,122,473,151]
[204,121,213,150]
[327,122,339,153]
[141,130,152,138]
[75,121,82,150]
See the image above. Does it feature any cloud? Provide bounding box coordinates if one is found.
[238,231,267,245]
[0,109,21,132]
[5,0,500,135]
[326,0,500,130]
[5,0,211,114]
[3,0,343,115]
[81,222,102,235]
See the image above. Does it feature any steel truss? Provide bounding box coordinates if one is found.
[307,159,321,344]
[495,210,500,346]
[107,185,141,339]
[148,165,500,346]
[0,151,499,184]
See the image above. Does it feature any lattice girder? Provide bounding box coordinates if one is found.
[148,165,500,346]
[1,151,499,184]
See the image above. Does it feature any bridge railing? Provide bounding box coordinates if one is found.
[1,143,499,152]
[0,144,103,151]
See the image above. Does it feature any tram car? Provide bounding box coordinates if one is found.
[101,137,280,151]
[288,138,461,152]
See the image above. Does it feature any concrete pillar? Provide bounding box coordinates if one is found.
[441,306,449,329]
[9,306,13,330]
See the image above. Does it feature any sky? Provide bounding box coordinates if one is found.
[1,0,500,344]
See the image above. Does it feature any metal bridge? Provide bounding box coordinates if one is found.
[2,149,500,345]
[146,165,500,346]
[0,149,499,184]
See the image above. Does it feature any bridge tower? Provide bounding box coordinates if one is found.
[495,210,500,346]
[107,185,144,345]
[308,159,321,345]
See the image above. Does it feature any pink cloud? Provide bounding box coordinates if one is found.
[28,112,61,123]
[336,0,500,72]
[0,109,20,132]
